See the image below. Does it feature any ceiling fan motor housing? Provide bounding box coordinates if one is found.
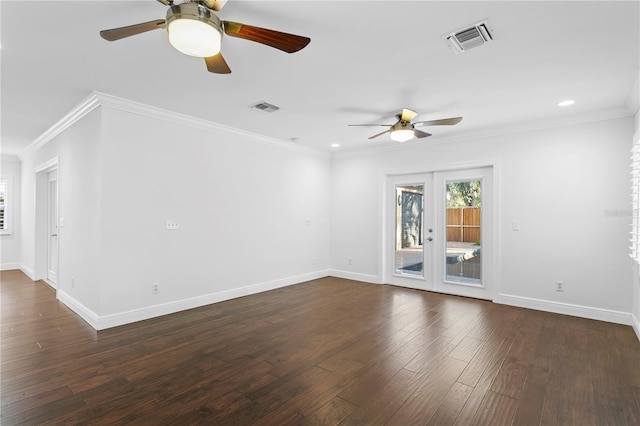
[166,2,222,29]
[392,121,413,132]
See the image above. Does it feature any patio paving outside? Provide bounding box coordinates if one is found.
[395,242,481,281]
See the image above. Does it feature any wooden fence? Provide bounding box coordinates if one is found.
[446,207,480,242]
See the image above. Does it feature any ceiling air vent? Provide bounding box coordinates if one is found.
[250,101,280,113]
[445,21,493,54]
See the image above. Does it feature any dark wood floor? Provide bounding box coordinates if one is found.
[2,270,640,425]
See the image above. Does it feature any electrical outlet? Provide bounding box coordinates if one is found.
[71,277,75,288]
[152,282,159,294]
[348,258,352,266]
[556,281,564,292]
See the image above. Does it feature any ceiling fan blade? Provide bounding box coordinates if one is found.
[202,0,228,11]
[205,53,232,74]
[369,129,392,140]
[414,117,463,127]
[400,108,418,122]
[100,19,166,41]
[156,0,173,5]
[348,124,393,127]
[414,129,432,139]
[223,21,310,53]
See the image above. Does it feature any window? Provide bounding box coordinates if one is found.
[446,179,482,284]
[0,177,11,235]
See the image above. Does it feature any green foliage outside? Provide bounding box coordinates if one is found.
[446,180,481,208]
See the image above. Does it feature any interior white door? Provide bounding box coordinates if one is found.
[47,170,59,286]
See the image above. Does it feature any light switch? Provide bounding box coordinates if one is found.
[511,221,520,231]
[166,220,179,230]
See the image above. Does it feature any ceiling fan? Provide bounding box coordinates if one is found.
[99,0,310,74]
[349,108,462,142]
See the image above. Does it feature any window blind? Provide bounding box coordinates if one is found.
[0,178,6,231]
[631,135,640,263]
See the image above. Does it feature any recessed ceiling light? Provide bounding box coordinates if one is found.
[557,99,575,107]
[331,143,340,148]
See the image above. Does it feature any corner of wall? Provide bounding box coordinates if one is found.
[57,289,100,330]
[329,270,381,284]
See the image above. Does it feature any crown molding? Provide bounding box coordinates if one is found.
[0,154,21,163]
[21,91,329,160]
[22,93,101,159]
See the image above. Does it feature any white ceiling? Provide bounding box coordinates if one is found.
[1,1,639,156]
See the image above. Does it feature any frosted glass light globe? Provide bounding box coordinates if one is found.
[168,18,222,58]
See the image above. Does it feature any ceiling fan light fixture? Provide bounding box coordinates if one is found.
[389,121,415,142]
[390,128,414,142]
[166,3,222,58]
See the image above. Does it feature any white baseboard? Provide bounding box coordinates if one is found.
[56,290,100,330]
[58,270,331,331]
[0,263,21,271]
[329,269,381,284]
[47,270,640,340]
[43,279,57,290]
[495,293,633,326]
[246,270,330,294]
[19,264,35,280]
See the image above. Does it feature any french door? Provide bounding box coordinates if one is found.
[386,173,434,290]
[386,167,493,300]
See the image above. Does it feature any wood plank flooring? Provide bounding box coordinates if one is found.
[2,269,640,425]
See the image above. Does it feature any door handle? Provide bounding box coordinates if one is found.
[51,234,58,237]
[427,237,433,242]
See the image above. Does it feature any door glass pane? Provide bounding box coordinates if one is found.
[446,180,481,284]
[395,184,424,276]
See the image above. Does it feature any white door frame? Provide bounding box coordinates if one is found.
[47,170,59,286]
[382,162,499,301]
[34,157,59,288]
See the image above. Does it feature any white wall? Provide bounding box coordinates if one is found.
[0,155,22,269]
[18,95,331,329]
[330,117,635,323]
[95,107,331,319]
